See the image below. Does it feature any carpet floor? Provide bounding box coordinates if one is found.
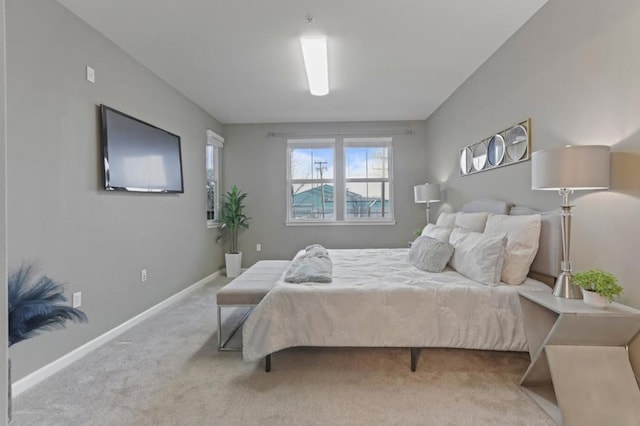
[12,275,554,426]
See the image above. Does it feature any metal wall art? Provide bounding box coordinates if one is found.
[459,119,531,176]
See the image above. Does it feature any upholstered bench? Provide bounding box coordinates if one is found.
[216,260,291,352]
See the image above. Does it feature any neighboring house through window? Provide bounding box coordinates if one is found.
[286,136,393,224]
[206,129,223,228]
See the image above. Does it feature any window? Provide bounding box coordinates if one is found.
[344,138,392,220]
[286,137,393,224]
[206,130,223,228]
[287,139,336,221]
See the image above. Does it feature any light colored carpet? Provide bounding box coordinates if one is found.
[12,275,554,426]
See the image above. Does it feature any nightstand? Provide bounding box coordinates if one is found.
[518,291,640,425]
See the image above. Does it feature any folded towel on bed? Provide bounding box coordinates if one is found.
[284,245,333,283]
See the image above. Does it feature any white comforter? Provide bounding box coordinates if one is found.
[242,248,550,362]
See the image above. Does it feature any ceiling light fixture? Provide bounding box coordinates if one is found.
[300,36,329,96]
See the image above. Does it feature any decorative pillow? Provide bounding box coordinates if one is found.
[408,236,454,273]
[454,212,490,233]
[435,212,457,229]
[510,207,561,278]
[449,228,507,286]
[420,223,453,243]
[485,213,542,285]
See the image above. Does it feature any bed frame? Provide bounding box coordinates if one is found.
[262,199,560,372]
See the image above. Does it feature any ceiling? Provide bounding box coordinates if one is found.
[57,0,548,124]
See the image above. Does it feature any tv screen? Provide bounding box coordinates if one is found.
[100,105,184,193]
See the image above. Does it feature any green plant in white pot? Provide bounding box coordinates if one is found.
[574,269,623,309]
[216,185,250,278]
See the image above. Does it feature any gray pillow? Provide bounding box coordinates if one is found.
[408,236,454,273]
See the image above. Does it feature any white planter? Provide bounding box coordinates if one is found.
[582,289,609,309]
[225,252,242,278]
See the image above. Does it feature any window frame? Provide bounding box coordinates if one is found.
[286,138,337,223]
[285,136,395,225]
[343,137,394,223]
[206,129,224,229]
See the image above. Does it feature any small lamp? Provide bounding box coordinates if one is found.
[414,183,441,224]
[531,145,610,299]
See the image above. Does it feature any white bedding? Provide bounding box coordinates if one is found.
[242,248,550,362]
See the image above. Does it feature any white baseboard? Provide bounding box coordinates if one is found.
[12,270,222,397]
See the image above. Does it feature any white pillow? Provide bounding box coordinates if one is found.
[454,212,490,233]
[421,224,453,243]
[408,236,454,273]
[435,212,457,229]
[449,228,507,286]
[485,213,542,285]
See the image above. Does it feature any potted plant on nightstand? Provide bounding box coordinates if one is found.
[217,185,250,278]
[574,269,623,309]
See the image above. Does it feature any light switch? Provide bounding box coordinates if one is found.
[86,66,95,83]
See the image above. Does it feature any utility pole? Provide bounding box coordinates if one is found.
[314,160,328,218]
[371,149,389,218]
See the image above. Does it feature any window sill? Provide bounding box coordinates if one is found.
[207,221,222,229]
[285,220,396,227]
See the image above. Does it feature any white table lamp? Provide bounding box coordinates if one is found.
[531,145,610,299]
[414,183,441,224]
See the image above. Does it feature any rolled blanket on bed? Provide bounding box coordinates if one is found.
[284,245,333,283]
[305,244,328,255]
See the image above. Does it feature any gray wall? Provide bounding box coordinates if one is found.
[222,121,429,266]
[0,0,7,422]
[423,0,640,351]
[7,0,224,381]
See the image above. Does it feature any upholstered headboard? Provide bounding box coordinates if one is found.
[462,198,513,215]
[460,198,561,286]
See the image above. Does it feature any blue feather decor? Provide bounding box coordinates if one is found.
[8,264,88,347]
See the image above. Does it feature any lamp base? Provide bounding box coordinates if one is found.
[552,272,583,299]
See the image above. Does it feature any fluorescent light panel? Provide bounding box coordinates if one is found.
[300,36,329,96]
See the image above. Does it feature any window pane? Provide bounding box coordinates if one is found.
[290,183,335,220]
[206,144,216,221]
[345,147,389,179]
[291,148,334,180]
[206,145,214,180]
[207,181,216,220]
[345,182,390,219]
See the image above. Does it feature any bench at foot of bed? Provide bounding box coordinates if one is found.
[216,260,291,351]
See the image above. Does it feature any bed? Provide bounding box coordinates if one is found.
[242,199,561,367]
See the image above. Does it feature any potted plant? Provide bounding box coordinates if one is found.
[8,264,88,421]
[574,269,623,309]
[217,185,250,278]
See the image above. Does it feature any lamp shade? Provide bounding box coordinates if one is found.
[531,145,610,190]
[414,183,441,203]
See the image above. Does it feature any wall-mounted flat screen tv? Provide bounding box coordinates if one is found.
[100,105,184,193]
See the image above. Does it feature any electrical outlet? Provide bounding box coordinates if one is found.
[256,243,262,252]
[86,66,95,83]
[141,269,147,282]
[72,292,82,308]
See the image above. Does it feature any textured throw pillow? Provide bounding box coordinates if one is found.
[408,236,454,273]
[435,212,458,229]
[485,213,542,285]
[454,212,490,233]
[449,228,507,286]
[420,223,453,243]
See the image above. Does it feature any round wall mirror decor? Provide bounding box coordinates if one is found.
[472,142,487,171]
[505,124,528,161]
[487,134,505,167]
[460,147,473,175]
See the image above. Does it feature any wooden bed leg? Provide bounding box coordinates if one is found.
[265,354,271,373]
[410,348,419,372]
